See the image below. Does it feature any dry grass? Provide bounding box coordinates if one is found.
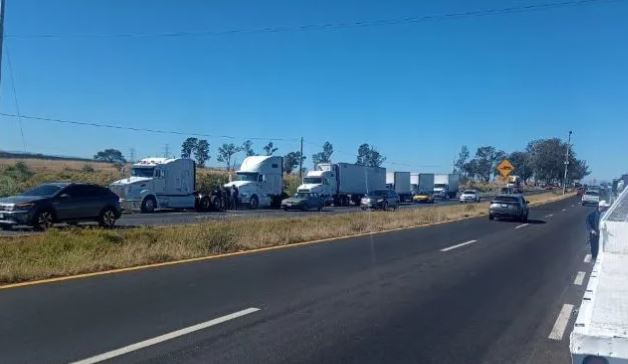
[0,191,574,285]
[0,158,119,173]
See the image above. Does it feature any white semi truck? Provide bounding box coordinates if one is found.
[224,155,284,209]
[386,171,412,202]
[297,162,386,206]
[110,158,212,212]
[433,174,460,199]
[570,187,628,363]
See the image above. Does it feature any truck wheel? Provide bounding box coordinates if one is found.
[0,224,11,231]
[383,201,389,211]
[249,195,259,210]
[198,197,211,212]
[489,214,494,221]
[98,207,118,228]
[141,196,156,213]
[33,210,54,231]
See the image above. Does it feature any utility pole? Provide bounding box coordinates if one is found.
[128,148,135,163]
[0,0,5,90]
[562,130,573,195]
[164,144,169,159]
[299,137,304,181]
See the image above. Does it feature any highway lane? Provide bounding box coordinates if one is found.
[0,196,590,364]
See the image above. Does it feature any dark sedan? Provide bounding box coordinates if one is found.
[360,190,400,211]
[0,183,122,231]
[281,192,325,211]
[488,194,529,222]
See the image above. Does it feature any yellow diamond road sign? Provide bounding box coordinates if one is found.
[497,160,514,177]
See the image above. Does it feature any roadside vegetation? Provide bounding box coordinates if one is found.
[0,190,572,285]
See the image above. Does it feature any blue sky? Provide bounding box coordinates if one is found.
[1,0,626,180]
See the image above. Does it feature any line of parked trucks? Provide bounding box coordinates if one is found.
[109,155,462,212]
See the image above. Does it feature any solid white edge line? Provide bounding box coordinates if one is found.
[574,271,586,286]
[515,223,529,229]
[70,307,261,364]
[440,240,478,252]
[548,304,574,341]
[584,254,592,263]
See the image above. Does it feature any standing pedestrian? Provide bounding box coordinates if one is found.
[586,200,610,261]
[232,186,239,210]
[224,186,232,210]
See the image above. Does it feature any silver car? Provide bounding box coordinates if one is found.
[489,194,529,222]
[459,190,480,203]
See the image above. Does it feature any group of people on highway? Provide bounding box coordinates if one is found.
[211,185,240,211]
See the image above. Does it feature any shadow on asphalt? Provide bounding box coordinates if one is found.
[494,218,547,225]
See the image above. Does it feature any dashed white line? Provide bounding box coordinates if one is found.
[441,240,478,252]
[584,254,592,263]
[548,304,574,341]
[574,271,586,286]
[70,307,261,364]
[545,214,553,218]
[515,223,529,229]
[562,208,567,212]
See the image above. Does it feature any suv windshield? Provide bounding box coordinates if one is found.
[131,167,154,178]
[21,184,63,197]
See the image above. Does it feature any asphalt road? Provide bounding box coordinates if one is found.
[0,196,593,363]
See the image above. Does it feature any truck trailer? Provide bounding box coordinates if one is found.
[433,174,460,199]
[297,162,386,206]
[386,171,412,202]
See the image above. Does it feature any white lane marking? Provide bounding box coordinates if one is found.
[545,214,553,218]
[574,271,586,286]
[70,307,261,364]
[441,240,478,252]
[584,254,592,263]
[562,208,567,212]
[515,223,529,229]
[548,304,574,341]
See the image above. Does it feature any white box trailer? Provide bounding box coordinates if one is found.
[110,158,212,212]
[298,163,386,206]
[418,173,435,194]
[571,186,628,363]
[386,171,412,201]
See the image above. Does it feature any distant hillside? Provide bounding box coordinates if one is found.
[0,150,104,163]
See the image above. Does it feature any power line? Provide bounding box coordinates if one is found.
[0,112,300,142]
[4,47,26,152]
[4,0,619,40]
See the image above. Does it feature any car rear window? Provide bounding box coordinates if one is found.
[493,196,519,203]
[585,191,599,196]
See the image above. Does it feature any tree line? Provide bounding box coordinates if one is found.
[454,138,590,184]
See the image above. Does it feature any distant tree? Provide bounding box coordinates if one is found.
[194,139,210,167]
[241,140,255,157]
[312,141,334,166]
[181,137,198,159]
[454,145,470,175]
[217,143,241,170]
[263,142,279,156]
[284,151,306,174]
[508,151,534,183]
[469,146,505,182]
[526,138,568,183]
[356,143,386,167]
[94,149,126,164]
[569,158,591,181]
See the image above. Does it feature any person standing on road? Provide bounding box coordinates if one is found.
[586,200,610,261]
[232,186,239,210]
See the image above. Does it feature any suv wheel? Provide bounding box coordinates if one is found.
[33,210,54,231]
[99,207,118,228]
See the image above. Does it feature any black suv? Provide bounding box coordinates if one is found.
[0,183,122,231]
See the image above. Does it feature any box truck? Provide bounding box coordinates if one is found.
[297,162,386,206]
[418,173,435,194]
[433,174,460,199]
[386,171,412,202]
[410,172,420,194]
[110,158,213,212]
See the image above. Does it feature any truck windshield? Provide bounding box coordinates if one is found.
[131,167,155,178]
[236,173,259,182]
[303,177,322,184]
